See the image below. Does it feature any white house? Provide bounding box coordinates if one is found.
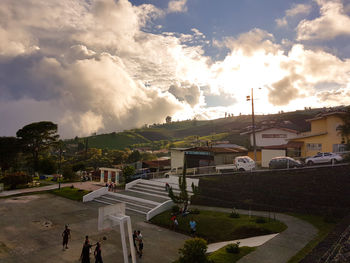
[241,127,298,147]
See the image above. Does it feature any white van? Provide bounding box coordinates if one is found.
[216,156,255,173]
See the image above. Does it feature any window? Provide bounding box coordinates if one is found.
[333,144,346,152]
[306,143,322,151]
[262,134,287,138]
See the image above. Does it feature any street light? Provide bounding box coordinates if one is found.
[246,88,257,162]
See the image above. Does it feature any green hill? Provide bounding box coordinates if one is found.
[66,107,332,150]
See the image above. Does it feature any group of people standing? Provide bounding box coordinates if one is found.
[61,225,104,263]
[106,182,117,192]
[62,225,144,262]
[80,235,104,263]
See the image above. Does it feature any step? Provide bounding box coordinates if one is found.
[130,186,171,197]
[115,190,169,204]
[127,189,171,200]
[136,183,182,194]
[103,194,158,209]
[94,197,150,214]
[107,192,160,206]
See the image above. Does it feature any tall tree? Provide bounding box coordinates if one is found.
[16,121,59,172]
[168,158,190,212]
[0,137,21,172]
[339,107,350,145]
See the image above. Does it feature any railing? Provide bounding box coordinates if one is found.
[125,179,142,190]
[146,200,174,221]
[82,186,108,202]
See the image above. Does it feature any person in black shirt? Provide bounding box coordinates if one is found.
[62,225,71,250]
[94,242,103,263]
[80,240,92,263]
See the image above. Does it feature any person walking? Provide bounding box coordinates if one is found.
[94,242,103,263]
[129,230,138,257]
[137,230,143,258]
[189,219,197,237]
[171,215,178,230]
[62,225,71,250]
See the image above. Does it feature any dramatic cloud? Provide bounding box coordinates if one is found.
[297,0,350,40]
[208,30,350,111]
[168,83,202,107]
[0,0,208,137]
[276,3,312,27]
[1,0,350,138]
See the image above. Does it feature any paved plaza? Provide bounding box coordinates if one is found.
[0,193,188,263]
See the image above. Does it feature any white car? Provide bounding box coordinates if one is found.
[216,156,256,173]
[305,152,343,166]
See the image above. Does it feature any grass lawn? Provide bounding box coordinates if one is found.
[150,210,287,243]
[287,213,337,263]
[50,187,90,201]
[209,246,256,263]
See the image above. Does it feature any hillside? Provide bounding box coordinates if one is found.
[65,107,331,150]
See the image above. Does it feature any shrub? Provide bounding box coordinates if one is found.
[2,172,32,189]
[172,205,180,214]
[62,165,75,181]
[226,242,240,254]
[122,165,135,183]
[191,208,200,214]
[255,217,266,224]
[178,238,211,263]
[229,211,240,218]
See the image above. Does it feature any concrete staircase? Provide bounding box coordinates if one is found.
[90,179,194,217]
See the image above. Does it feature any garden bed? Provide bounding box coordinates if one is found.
[150,209,287,243]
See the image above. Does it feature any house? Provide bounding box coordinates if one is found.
[240,127,299,147]
[240,127,299,166]
[170,146,247,170]
[288,112,346,157]
[142,158,171,172]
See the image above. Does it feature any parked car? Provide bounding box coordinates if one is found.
[305,152,343,166]
[269,157,302,169]
[216,156,256,173]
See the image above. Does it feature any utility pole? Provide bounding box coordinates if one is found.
[247,88,257,162]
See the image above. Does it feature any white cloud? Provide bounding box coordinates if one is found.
[167,0,188,13]
[0,0,207,137]
[297,0,350,40]
[276,3,312,27]
[206,29,350,113]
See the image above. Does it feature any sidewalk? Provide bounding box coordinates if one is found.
[192,205,318,263]
[0,181,102,197]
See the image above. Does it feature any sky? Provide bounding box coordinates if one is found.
[1,0,350,138]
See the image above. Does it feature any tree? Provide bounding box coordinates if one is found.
[166,116,172,123]
[1,172,32,190]
[109,150,128,165]
[38,158,57,174]
[122,165,135,183]
[16,121,59,172]
[168,158,190,212]
[0,137,21,172]
[178,238,210,263]
[338,107,350,145]
[127,150,141,163]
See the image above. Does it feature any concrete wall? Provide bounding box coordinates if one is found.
[171,149,185,169]
[192,165,350,217]
[261,149,286,167]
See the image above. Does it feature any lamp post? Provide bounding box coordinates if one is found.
[246,88,257,162]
